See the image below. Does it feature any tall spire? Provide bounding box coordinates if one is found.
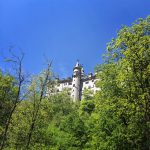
[75,59,80,67]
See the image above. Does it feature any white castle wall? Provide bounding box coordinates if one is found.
[51,62,100,101]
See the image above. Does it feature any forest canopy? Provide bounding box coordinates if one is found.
[0,16,150,150]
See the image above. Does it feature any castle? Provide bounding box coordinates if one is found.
[52,61,99,101]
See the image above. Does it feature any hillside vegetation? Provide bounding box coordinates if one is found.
[0,16,150,150]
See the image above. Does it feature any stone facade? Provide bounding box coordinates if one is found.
[53,61,99,101]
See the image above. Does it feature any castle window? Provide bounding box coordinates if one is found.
[73,84,75,87]
[57,89,59,92]
[69,82,72,85]
[85,81,89,84]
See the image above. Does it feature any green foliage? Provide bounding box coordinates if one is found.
[0,70,18,141]
[89,15,150,150]
[0,16,150,150]
[79,89,95,115]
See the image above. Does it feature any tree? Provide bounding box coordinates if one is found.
[0,52,25,150]
[1,15,149,150]
[0,71,16,140]
[90,16,150,149]
[25,62,52,149]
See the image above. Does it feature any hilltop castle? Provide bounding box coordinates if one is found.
[52,61,99,101]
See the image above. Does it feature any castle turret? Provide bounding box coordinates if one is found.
[71,60,82,101]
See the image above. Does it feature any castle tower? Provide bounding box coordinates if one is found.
[71,60,82,101]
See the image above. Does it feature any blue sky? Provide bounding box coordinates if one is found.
[0,0,150,78]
